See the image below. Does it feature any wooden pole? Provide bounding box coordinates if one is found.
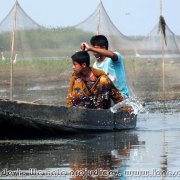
[160,0,165,100]
[10,0,18,100]
[96,0,101,35]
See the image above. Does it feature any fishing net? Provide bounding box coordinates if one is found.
[131,16,180,101]
[0,1,179,105]
[0,2,80,105]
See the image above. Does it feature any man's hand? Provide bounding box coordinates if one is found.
[80,42,90,51]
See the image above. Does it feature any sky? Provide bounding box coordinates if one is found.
[0,0,180,35]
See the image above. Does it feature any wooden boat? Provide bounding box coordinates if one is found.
[0,99,137,136]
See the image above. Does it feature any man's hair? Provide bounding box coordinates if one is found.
[90,35,109,49]
[71,51,90,67]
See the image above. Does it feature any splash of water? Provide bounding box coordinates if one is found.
[110,98,146,114]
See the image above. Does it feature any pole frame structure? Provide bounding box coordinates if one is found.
[10,0,18,100]
[160,0,165,100]
[96,0,102,35]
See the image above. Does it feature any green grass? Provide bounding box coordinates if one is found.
[0,59,71,84]
[0,57,96,85]
[0,57,179,86]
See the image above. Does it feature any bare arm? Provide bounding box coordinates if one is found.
[80,42,118,61]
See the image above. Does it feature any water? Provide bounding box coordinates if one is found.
[110,98,145,114]
[0,100,180,179]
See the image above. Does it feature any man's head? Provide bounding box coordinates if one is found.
[71,51,90,74]
[90,35,109,50]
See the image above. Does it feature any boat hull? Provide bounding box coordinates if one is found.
[0,100,137,135]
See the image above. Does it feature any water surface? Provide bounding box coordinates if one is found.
[0,100,180,179]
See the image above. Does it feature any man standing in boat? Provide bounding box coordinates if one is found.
[66,51,124,109]
[80,35,129,99]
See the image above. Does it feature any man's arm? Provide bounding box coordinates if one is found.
[80,42,118,61]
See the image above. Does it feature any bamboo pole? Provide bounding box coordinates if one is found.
[10,0,18,100]
[160,29,165,98]
[96,0,101,35]
[160,0,165,100]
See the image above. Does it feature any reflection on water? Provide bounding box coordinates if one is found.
[0,100,180,179]
[0,132,139,179]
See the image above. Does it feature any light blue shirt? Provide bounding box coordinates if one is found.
[93,52,129,98]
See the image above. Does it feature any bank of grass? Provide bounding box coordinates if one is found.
[0,59,72,84]
[1,57,179,85]
[0,58,96,85]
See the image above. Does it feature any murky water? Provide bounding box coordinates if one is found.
[0,81,69,105]
[0,100,179,179]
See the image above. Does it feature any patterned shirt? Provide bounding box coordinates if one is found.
[66,67,124,109]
